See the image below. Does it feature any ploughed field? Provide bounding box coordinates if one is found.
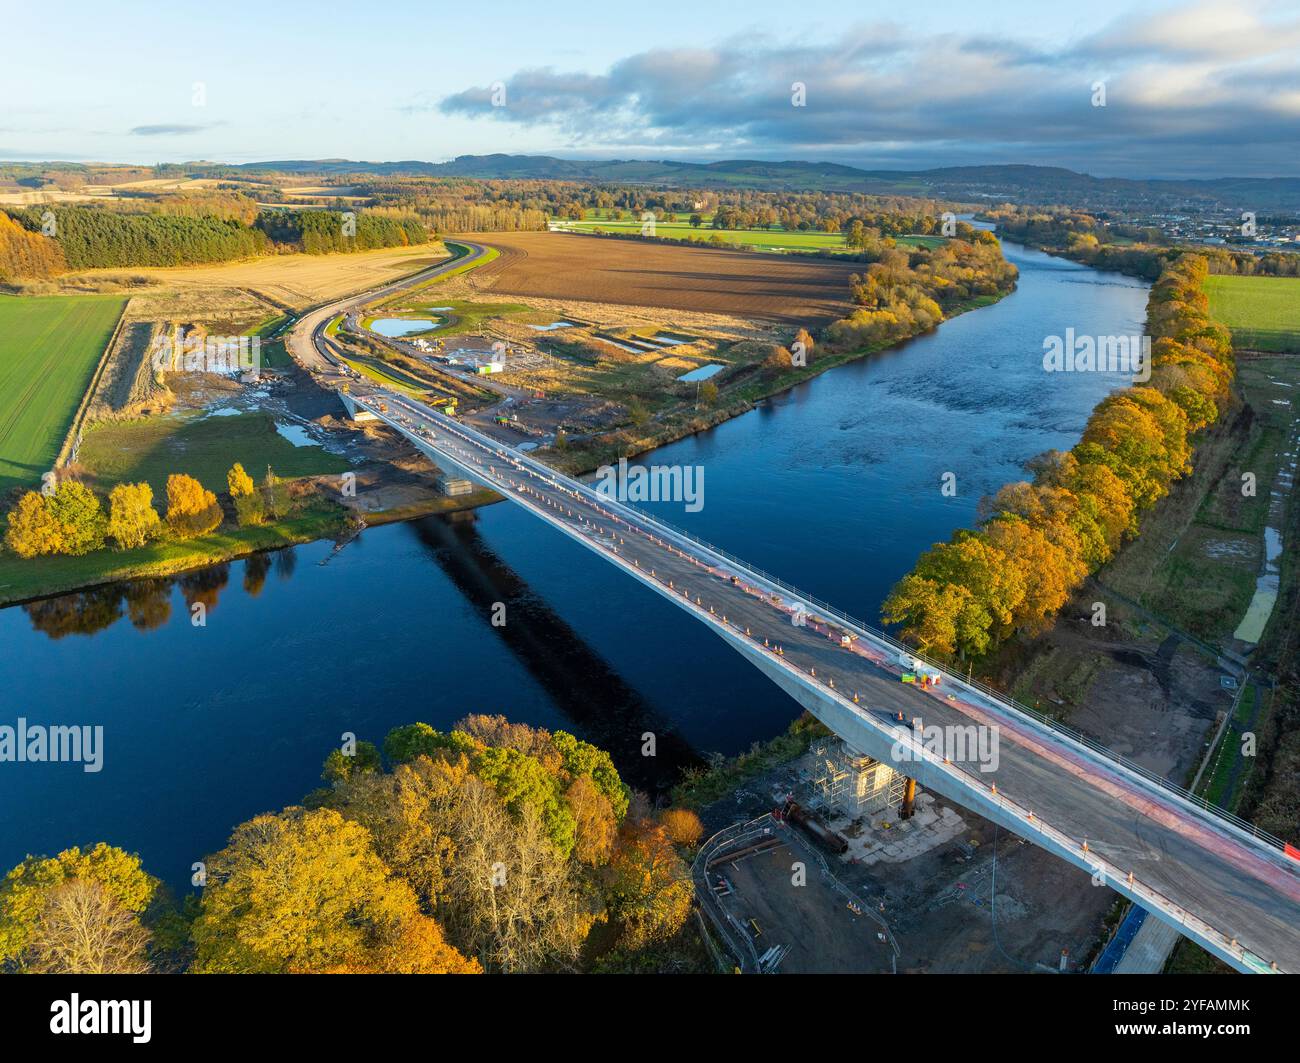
[461,231,861,324]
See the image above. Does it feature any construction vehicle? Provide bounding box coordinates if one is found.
[897,650,942,686]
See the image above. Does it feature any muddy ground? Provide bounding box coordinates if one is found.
[699,755,1117,973]
[455,230,861,325]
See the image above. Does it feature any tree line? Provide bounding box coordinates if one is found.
[3,463,296,560]
[1,204,427,276]
[254,209,426,254]
[0,717,704,974]
[987,205,1300,279]
[824,229,1019,351]
[881,254,1234,658]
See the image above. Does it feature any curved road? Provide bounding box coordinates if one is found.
[287,239,494,381]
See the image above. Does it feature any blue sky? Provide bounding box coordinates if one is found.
[3,0,1297,177]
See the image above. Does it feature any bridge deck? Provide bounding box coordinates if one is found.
[357,390,1300,972]
[300,259,1300,973]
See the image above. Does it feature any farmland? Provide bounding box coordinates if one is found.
[0,293,125,493]
[62,241,452,313]
[1204,274,1300,352]
[555,216,945,252]
[460,231,861,323]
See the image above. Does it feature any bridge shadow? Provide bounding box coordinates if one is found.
[407,511,701,794]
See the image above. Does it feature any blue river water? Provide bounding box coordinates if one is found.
[0,241,1148,890]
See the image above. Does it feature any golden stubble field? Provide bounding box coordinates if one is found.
[70,242,453,313]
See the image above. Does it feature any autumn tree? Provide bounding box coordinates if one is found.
[659,808,704,848]
[604,818,693,950]
[190,806,475,974]
[882,574,985,657]
[165,473,222,538]
[28,879,151,974]
[435,776,593,972]
[107,482,161,550]
[234,491,266,527]
[46,481,106,555]
[226,462,254,497]
[0,844,159,970]
[0,210,66,281]
[982,517,1082,633]
[765,344,794,369]
[567,775,617,865]
[4,491,63,558]
[325,755,469,909]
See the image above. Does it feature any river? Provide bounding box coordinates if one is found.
[0,240,1149,890]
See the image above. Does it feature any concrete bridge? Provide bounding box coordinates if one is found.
[297,248,1300,974]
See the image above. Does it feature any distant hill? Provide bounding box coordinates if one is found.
[175,157,1300,211]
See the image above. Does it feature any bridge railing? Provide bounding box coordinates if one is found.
[374,394,1292,857]
[731,612,1280,972]
[371,396,1293,970]
[557,492,1288,855]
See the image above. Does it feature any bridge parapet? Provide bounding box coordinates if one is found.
[410,401,1288,855]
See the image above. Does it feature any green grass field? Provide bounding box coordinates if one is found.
[78,411,351,498]
[554,216,945,253]
[0,294,126,492]
[1204,274,1300,352]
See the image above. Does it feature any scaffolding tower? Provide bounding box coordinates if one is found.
[811,738,906,819]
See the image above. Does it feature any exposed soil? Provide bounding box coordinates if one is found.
[458,231,861,325]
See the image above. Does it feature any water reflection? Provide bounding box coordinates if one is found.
[21,553,296,640]
[15,525,696,792]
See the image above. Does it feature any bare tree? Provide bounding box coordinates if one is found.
[29,879,151,974]
[440,777,594,972]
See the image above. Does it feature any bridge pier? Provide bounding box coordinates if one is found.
[353,394,1295,975]
[901,776,917,819]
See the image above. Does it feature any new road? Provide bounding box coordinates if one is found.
[289,244,1300,975]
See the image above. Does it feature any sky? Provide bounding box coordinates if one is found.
[3,0,1298,178]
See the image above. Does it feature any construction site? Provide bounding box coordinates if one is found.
[696,736,1118,974]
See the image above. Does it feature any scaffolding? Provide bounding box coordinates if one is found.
[812,738,906,818]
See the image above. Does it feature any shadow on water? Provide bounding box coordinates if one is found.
[408,511,702,792]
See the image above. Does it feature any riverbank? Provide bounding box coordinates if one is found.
[0,486,495,608]
[0,234,1145,896]
[540,290,1011,478]
[0,250,1011,603]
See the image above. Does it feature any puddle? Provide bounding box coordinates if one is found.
[528,321,576,331]
[274,422,318,447]
[369,317,438,337]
